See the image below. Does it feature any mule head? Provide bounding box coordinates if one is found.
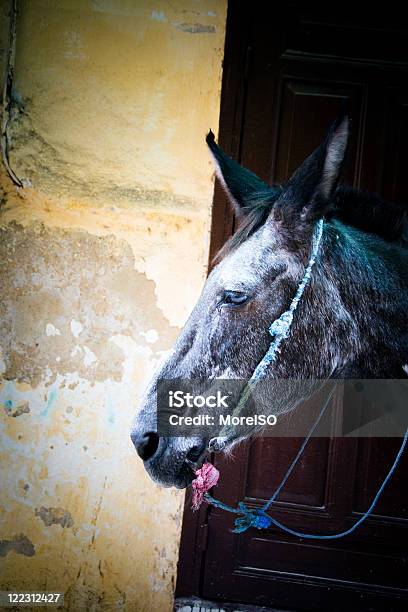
[130,116,352,488]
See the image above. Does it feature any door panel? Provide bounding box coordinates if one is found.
[382,90,408,203]
[176,4,408,610]
[353,439,408,519]
[245,436,331,507]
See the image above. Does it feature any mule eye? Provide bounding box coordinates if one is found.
[222,290,249,306]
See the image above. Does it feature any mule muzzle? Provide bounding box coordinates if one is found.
[130,428,208,488]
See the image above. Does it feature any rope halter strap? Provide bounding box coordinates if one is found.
[209,218,325,451]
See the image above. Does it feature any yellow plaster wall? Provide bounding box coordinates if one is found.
[0,1,227,610]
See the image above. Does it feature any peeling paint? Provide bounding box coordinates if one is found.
[175,22,216,33]
[45,323,61,337]
[151,10,166,22]
[83,346,97,367]
[70,319,83,338]
[35,506,74,528]
[40,388,57,418]
[0,534,35,557]
[3,399,30,417]
[0,223,182,384]
[141,328,159,344]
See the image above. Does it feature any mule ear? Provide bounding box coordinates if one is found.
[276,115,349,227]
[206,130,272,218]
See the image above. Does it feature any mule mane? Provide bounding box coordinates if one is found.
[216,184,408,261]
[332,186,407,243]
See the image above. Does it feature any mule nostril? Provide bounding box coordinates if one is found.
[131,431,159,461]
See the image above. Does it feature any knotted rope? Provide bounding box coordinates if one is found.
[193,392,408,538]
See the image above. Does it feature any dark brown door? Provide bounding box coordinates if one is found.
[176,4,408,610]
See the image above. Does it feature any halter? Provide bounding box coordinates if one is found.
[208,217,324,452]
[198,219,408,537]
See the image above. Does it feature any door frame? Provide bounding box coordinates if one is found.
[176,2,253,597]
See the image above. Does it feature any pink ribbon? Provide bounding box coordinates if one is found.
[191,463,220,511]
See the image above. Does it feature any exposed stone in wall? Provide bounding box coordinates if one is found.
[0,222,178,387]
[35,506,74,528]
[0,534,35,558]
[0,171,210,329]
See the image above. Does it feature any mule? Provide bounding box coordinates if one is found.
[130,115,408,488]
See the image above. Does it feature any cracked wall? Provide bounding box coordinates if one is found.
[0,1,227,610]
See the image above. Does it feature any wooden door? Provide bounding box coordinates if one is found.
[176,4,408,611]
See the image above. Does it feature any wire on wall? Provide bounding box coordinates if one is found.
[1,0,24,187]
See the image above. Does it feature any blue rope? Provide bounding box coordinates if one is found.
[263,384,336,511]
[205,423,408,537]
[205,383,335,527]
